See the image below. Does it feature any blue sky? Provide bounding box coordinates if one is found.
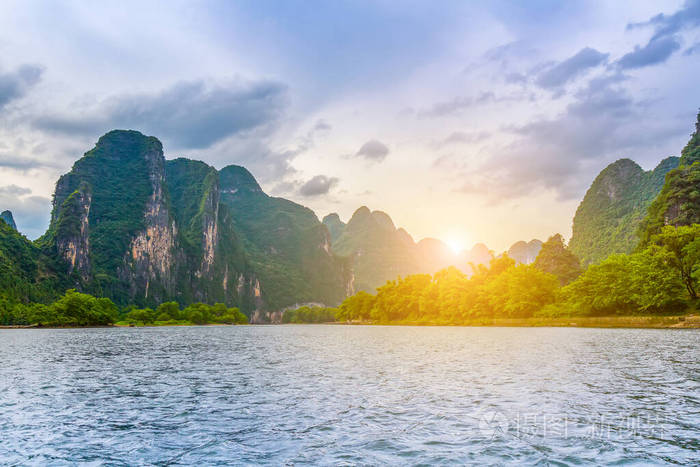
[0,0,699,250]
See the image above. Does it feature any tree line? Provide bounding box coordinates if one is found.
[0,289,248,327]
[336,225,700,323]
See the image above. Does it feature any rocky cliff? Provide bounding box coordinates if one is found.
[40,131,261,312]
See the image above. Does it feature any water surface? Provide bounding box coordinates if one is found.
[1,326,698,465]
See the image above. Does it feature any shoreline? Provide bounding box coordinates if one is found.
[2,315,699,329]
[332,314,700,329]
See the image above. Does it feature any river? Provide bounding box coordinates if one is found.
[1,325,698,464]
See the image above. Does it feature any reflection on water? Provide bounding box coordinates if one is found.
[0,325,698,464]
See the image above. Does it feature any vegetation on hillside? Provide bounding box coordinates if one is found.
[219,165,350,310]
[570,157,679,265]
[639,112,700,245]
[0,218,66,306]
[43,131,157,284]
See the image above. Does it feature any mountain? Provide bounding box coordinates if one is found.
[464,243,493,268]
[569,157,679,265]
[0,217,66,305]
[331,207,420,292]
[218,165,351,319]
[639,113,700,244]
[37,130,259,309]
[26,129,353,319]
[328,207,492,292]
[0,211,16,230]
[506,239,542,264]
[322,213,346,242]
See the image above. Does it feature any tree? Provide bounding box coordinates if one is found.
[127,308,154,324]
[534,234,582,285]
[562,250,686,315]
[649,224,700,299]
[50,289,119,325]
[156,301,180,320]
[484,265,559,318]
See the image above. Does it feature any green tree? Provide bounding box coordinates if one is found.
[648,224,700,299]
[127,308,154,324]
[534,234,582,285]
[484,265,559,318]
[156,301,180,320]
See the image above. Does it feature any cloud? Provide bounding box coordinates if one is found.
[0,185,31,196]
[34,79,288,150]
[269,180,301,196]
[298,175,339,197]
[313,119,332,132]
[627,0,700,41]
[435,131,491,148]
[684,41,700,55]
[617,36,681,69]
[0,64,43,110]
[536,47,608,88]
[419,92,495,118]
[456,72,685,202]
[619,0,700,69]
[0,154,52,171]
[0,185,51,239]
[355,139,390,162]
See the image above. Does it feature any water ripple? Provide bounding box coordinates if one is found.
[0,326,698,465]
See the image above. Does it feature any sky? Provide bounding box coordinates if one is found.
[0,0,699,251]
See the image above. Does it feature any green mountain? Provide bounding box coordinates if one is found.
[218,165,352,321]
[1,211,16,230]
[322,213,346,242]
[569,157,679,265]
[330,207,422,292]
[506,239,542,265]
[639,113,700,244]
[25,129,352,318]
[37,130,255,308]
[0,218,66,306]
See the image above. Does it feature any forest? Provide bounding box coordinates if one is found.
[336,225,700,324]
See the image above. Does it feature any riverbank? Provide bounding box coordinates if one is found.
[336,314,700,328]
[4,315,700,329]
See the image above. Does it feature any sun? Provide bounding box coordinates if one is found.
[443,234,468,255]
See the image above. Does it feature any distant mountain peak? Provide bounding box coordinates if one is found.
[370,210,395,231]
[322,212,341,223]
[91,130,162,161]
[219,165,264,195]
[570,154,679,265]
[506,239,542,264]
[0,210,16,230]
[322,213,346,242]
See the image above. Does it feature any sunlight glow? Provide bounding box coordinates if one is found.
[444,234,468,255]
